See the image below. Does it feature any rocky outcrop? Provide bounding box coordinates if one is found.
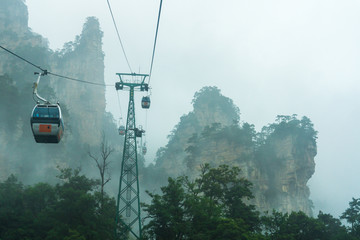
[0,0,48,83]
[0,0,106,147]
[154,87,240,177]
[0,0,120,184]
[0,0,28,34]
[153,88,317,216]
[49,17,106,146]
[255,135,316,215]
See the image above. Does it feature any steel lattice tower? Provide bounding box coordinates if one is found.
[115,73,148,240]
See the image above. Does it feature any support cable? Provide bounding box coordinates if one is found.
[106,0,133,73]
[0,45,46,72]
[0,44,113,87]
[144,109,148,143]
[148,0,163,84]
[116,90,124,123]
[48,72,112,86]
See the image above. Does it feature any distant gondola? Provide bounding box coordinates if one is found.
[118,125,126,135]
[135,128,144,138]
[141,96,150,109]
[142,146,147,155]
[30,104,64,143]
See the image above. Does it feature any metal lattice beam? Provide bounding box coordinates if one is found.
[115,73,149,240]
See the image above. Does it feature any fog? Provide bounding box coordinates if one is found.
[26,0,360,218]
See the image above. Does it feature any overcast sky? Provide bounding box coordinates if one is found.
[26,0,360,218]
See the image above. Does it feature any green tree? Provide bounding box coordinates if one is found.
[63,229,86,240]
[0,169,117,240]
[317,211,351,240]
[341,197,360,237]
[142,164,260,239]
[285,211,324,240]
[261,210,353,240]
[184,179,223,239]
[143,177,189,240]
[196,164,259,232]
[261,210,289,239]
[0,175,28,240]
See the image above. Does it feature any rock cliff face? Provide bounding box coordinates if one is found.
[154,86,240,177]
[49,17,106,145]
[0,0,121,184]
[253,134,316,215]
[0,0,27,33]
[0,0,106,147]
[153,87,317,216]
[0,0,48,81]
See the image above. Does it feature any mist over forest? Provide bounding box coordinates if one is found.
[1,0,360,239]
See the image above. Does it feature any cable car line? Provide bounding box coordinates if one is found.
[116,90,126,136]
[0,44,113,87]
[106,0,133,73]
[0,45,46,72]
[148,0,163,84]
[116,90,123,117]
[48,72,112,87]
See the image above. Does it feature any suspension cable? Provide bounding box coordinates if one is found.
[48,72,112,86]
[148,0,163,84]
[0,44,113,87]
[106,0,133,73]
[144,109,148,142]
[116,90,124,123]
[0,45,45,72]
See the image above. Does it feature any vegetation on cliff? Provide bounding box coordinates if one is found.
[143,86,317,215]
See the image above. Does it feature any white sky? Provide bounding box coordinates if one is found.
[26,0,360,218]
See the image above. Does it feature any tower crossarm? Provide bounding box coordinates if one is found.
[115,72,149,91]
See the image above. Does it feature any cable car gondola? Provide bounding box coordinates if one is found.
[142,146,147,155]
[30,104,64,143]
[30,71,64,143]
[118,125,125,135]
[141,96,150,109]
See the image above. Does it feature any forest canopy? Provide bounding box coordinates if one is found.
[0,165,356,240]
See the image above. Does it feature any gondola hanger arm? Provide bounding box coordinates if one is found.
[32,71,49,104]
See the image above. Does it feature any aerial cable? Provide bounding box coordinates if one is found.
[116,90,124,123]
[0,44,112,87]
[106,0,133,72]
[148,0,163,84]
[0,45,45,72]
[144,109,148,142]
[48,72,112,87]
